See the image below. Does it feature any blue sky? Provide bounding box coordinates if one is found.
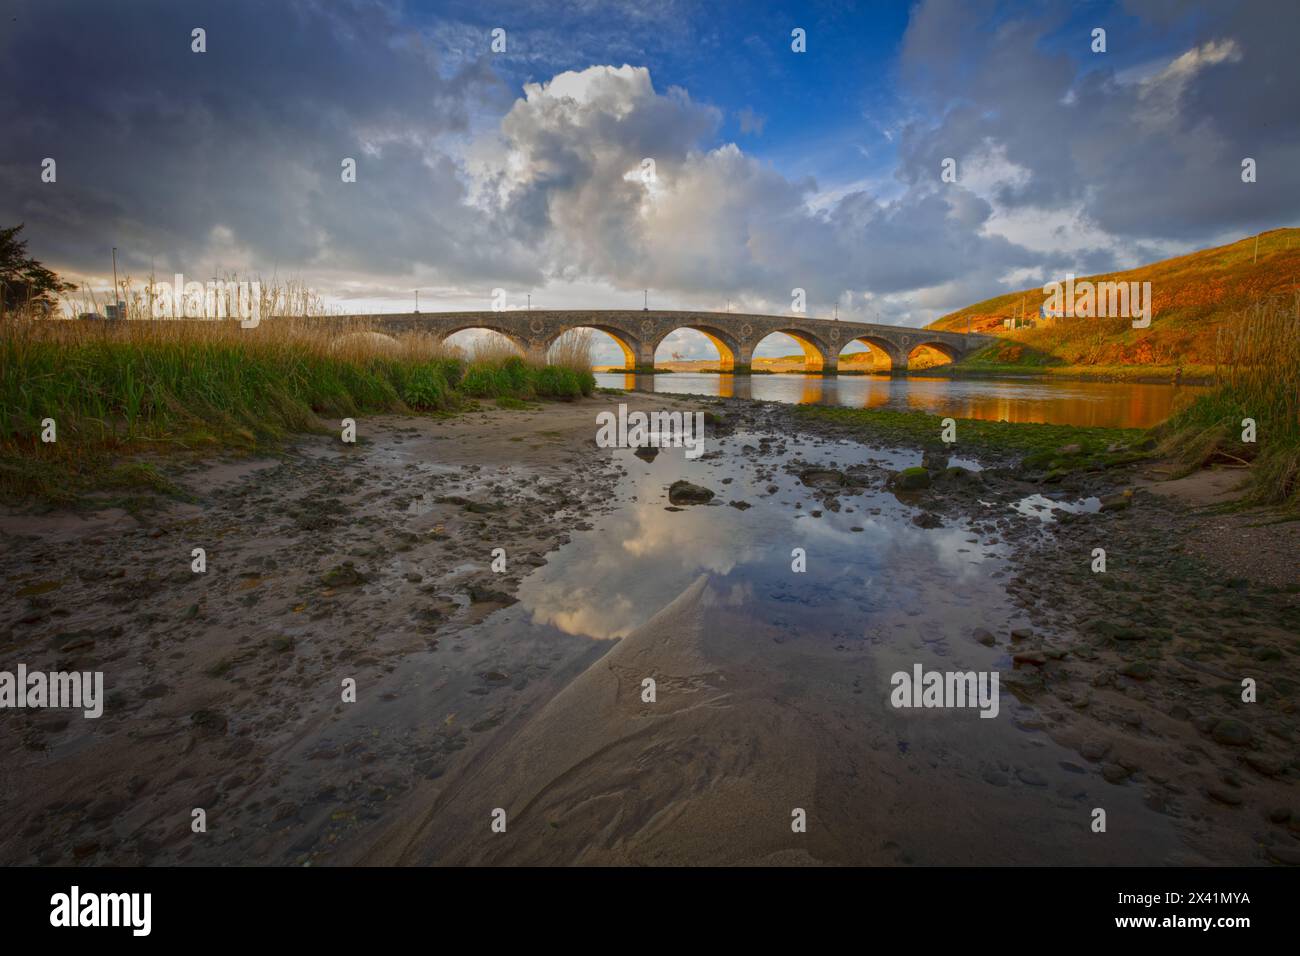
[2,0,1297,362]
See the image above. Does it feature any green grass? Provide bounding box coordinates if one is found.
[942,346,1216,384]
[494,396,533,410]
[794,404,1145,465]
[0,318,595,503]
[456,356,593,400]
[1151,298,1299,510]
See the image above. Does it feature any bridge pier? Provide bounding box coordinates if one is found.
[634,340,656,372]
[736,343,755,375]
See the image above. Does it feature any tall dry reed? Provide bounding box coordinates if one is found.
[1158,293,1299,508]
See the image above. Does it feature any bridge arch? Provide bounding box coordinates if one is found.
[438,323,530,357]
[907,339,959,370]
[331,330,402,356]
[541,324,641,371]
[839,335,905,372]
[750,329,831,371]
[652,324,741,371]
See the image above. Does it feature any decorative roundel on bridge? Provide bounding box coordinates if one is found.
[740,323,753,339]
[829,327,840,342]
[901,334,911,346]
[640,319,655,334]
[529,318,546,335]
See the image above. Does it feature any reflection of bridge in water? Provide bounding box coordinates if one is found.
[318,310,995,373]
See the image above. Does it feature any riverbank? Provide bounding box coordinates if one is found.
[1,392,1295,865]
[0,316,596,504]
[0,393,658,864]
[599,363,1217,385]
[911,362,1217,386]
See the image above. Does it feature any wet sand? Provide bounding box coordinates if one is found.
[355,575,1183,866]
[1,392,1296,866]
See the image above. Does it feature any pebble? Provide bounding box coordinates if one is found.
[1245,753,1284,776]
[1102,763,1130,784]
[1266,845,1300,865]
[1121,660,1153,680]
[1206,787,1243,807]
[1016,768,1048,787]
[1081,739,1110,761]
[1210,717,1253,747]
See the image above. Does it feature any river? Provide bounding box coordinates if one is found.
[594,372,1208,429]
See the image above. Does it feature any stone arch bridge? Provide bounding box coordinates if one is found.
[316,310,994,373]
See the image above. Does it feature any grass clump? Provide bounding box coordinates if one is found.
[458,356,594,400]
[456,330,595,401]
[1152,294,1299,510]
[794,404,1144,467]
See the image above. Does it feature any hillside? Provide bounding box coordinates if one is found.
[928,228,1300,376]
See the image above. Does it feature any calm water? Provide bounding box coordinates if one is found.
[594,372,1208,429]
[317,430,1180,863]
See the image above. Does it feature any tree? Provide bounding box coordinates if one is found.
[0,224,72,312]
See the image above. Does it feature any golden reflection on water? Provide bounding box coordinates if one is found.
[798,378,825,404]
[894,382,1202,427]
[599,373,1207,429]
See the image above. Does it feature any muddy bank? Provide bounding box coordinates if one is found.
[356,397,1298,866]
[0,393,695,864]
[1,390,1295,866]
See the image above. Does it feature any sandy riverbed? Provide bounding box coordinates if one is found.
[1,392,1296,866]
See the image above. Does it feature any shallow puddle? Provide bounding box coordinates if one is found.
[275,428,1183,864]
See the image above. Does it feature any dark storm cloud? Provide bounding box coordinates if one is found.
[0,0,537,284]
[1,0,1293,322]
[897,0,1300,241]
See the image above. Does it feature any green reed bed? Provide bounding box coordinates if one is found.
[0,317,593,501]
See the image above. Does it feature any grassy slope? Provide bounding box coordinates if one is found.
[928,228,1300,377]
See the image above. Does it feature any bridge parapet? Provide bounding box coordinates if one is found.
[304,310,993,373]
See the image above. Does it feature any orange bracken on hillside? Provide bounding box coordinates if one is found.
[927,228,1300,370]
